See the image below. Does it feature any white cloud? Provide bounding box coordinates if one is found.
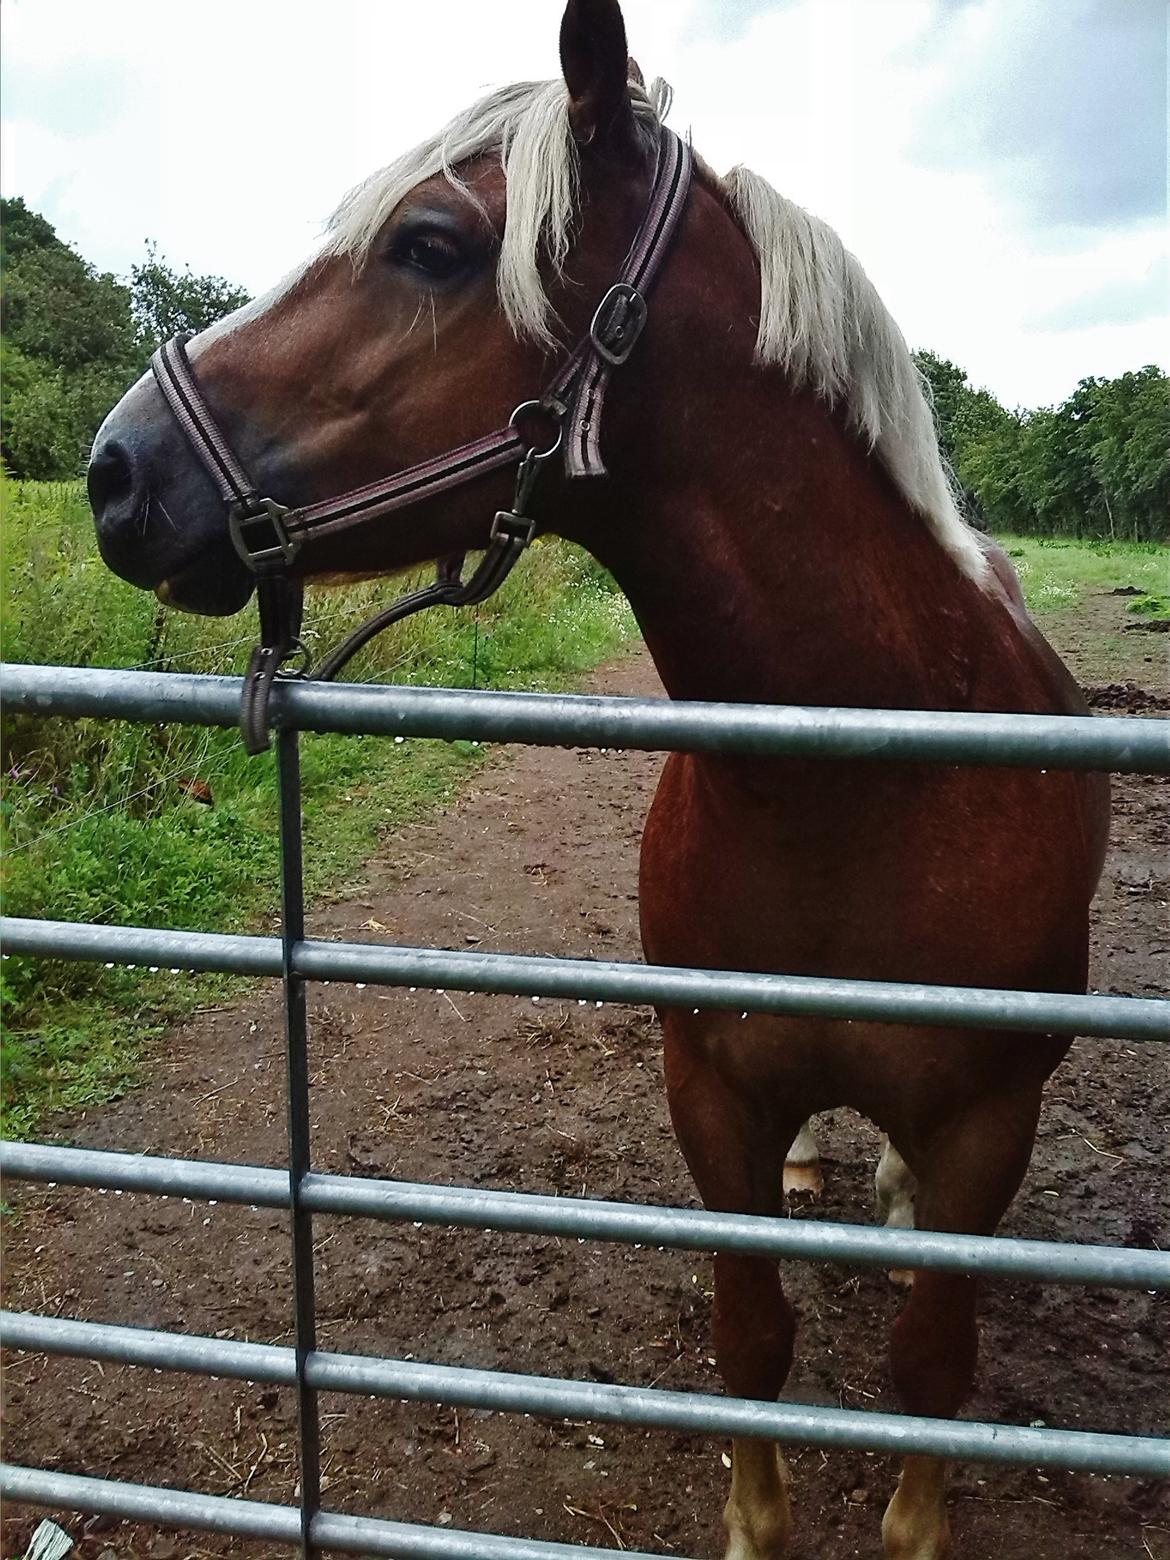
[908,0,1167,229]
[2,0,1165,409]
[1035,252,1169,332]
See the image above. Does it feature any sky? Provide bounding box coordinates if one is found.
[2,0,1166,411]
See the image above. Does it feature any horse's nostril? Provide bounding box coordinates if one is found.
[87,440,137,521]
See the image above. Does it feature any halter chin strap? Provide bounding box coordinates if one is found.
[151,128,693,753]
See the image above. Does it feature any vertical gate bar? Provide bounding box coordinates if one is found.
[277,724,322,1560]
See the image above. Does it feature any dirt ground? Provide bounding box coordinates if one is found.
[3,589,1167,1560]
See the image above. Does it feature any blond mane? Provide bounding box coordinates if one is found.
[324,78,986,582]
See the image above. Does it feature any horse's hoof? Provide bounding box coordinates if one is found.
[724,1539,791,1560]
[882,1508,952,1560]
[783,1161,823,1198]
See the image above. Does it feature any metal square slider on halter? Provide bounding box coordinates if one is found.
[148,129,694,754]
[229,498,299,571]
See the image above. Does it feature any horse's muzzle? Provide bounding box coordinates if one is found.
[89,375,254,616]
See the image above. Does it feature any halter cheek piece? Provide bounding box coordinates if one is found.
[151,129,693,753]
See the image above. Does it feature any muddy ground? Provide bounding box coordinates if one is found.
[3,590,1167,1560]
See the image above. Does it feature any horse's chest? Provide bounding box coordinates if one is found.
[639,757,901,970]
[637,754,1087,986]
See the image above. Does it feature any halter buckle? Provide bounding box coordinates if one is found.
[589,282,648,366]
[229,497,299,569]
[490,510,537,547]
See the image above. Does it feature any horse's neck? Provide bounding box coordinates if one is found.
[587,390,989,713]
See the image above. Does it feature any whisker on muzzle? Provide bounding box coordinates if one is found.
[152,494,180,534]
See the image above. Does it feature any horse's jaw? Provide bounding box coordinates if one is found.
[153,546,256,617]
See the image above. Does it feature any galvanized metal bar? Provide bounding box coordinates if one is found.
[3,917,1167,1042]
[276,726,322,1559]
[1,1311,291,1385]
[0,916,278,974]
[4,1142,1168,1289]
[4,662,1168,772]
[4,1313,1167,1476]
[0,916,280,975]
[0,1464,655,1560]
[0,1140,285,1205]
[293,939,1170,1044]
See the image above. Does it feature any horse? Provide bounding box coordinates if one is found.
[86,3,1109,1555]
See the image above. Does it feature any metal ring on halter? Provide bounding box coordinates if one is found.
[509,400,564,462]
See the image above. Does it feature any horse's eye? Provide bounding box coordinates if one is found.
[394,229,467,280]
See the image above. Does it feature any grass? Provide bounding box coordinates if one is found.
[998,535,1168,616]
[1125,593,1169,621]
[0,479,638,1136]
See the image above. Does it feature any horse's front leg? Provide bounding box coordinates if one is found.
[663,1011,804,1560]
[882,1080,1043,1560]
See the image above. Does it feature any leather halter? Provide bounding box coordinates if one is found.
[151,128,693,753]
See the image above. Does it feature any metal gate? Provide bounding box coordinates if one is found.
[2,659,1168,1559]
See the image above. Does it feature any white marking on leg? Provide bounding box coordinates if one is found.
[875,1134,916,1286]
[782,1121,823,1198]
[723,1438,792,1560]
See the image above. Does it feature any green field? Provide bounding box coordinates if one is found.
[1,479,637,1134]
[1000,534,1168,618]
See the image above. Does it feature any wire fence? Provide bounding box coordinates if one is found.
[1,660,1168,1560]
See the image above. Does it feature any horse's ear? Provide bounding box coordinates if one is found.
[560,0,639,153]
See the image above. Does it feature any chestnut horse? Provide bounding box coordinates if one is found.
[88,3,1108,1554]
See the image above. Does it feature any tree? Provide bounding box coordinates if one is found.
[130,242,250,358]
[914,348,1168,541]
[1082,367,1169,542]
[959,409,1030,534]
[1,342,79,478]
[1,197,140,478]
[914,350,1020,525]
[1,199,250,479]
[1015,405,1094,536]
[914,350,970,475]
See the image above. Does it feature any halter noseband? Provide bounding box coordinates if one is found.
[151,128,693,753]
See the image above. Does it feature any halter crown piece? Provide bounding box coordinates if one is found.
[151,128,693,753]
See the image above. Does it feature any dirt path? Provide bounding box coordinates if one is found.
[3,596,1168,1560]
